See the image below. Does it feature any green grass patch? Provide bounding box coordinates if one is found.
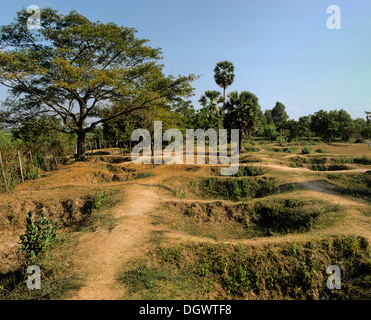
[121,236,371,299]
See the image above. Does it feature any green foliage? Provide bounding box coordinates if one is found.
[258,124,277,141]
[176,189,186,199]
[82,191,107,215]
[249,199,325,235]
[0,7,197,159]
[19,209,59,260]
[271,102,289,124]
[125,236,371,299]
[224,91,262,150]
[234,165,265,177]
[310,109,353,143]
[214,61,235,99]
[199,177,276,201]
[301,145,312,154]
[354,155,371,165]
[276,135,287,147]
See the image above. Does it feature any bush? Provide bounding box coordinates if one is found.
[301,145,312,154]
[199,177,277,201]
[234,165,265,177]
[354,155,371,165]
[276,135,287,147]
[19,209,59,260]
[249,199,324,235]
[82,191,107,215]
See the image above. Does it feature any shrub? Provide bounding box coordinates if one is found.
[249,199,324,235]
[354,155,371,165]
[82,191,107,215]
[276,135,287,147]
[234,165,265,177]
[19,209,59,260]
[301,145,312,154]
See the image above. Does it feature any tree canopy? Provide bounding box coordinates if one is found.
[0,7,197,159]
[224,91,261,151]
[214,61,235,100]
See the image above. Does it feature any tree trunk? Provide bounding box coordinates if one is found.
[77,131,87,161]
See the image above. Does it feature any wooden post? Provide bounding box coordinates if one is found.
[52,149,58,169]
[0,151,8,192]
[89,140,93,158]
[17,149,24,183]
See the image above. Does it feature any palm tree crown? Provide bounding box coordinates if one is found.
[214,61,235,100]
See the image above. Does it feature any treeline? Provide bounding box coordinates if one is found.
[100,96,371,149]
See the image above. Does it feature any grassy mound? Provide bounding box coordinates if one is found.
[121,236,371,300]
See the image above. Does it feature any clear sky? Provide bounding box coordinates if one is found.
[1,0,371,120]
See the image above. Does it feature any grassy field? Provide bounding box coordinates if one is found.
[0,141,370,299]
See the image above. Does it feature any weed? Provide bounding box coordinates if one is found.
[81,191,107,215]
[19,209,59,260]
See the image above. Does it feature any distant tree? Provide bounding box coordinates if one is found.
[298,116,311,139]
[198,90,224,129]
[271,102,289,124]
[278,119,300,140]
[257,109,267,127]
[0,8,196,160]
[224,91,261,151]
[172,99,195,127]
[214,61,235,101]
[360,123,371,139]
[261,124,278,142]
[310,109,352,143]
[264,109,274,125]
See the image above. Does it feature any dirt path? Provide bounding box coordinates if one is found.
[64,160,369,299]
[69,181,160,300]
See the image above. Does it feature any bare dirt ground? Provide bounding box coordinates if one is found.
[69,182,160,300]
[0,143,370,299]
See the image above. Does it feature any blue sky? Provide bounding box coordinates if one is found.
[1,0,371,120]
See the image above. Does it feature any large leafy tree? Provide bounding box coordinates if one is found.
[213,61,235,101]
[271,101,289,124]
[310,109,352,143]
[0,7,197,159]
[224,91,261,151]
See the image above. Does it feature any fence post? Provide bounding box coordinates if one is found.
[52,149,58,169]
[17,149,24,183]
[0,151,8,192]
[89,140,93,158]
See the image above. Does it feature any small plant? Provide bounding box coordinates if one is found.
[301,145,312,154]
[315,148,327,153]
[276,135,287,147]
[82,191,107,215]
[284,147,297,154]
[19,209,59,260]
[176,189,186,199]
[7,211,17,224]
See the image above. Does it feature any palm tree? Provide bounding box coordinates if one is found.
[198,90,224,130]
[224,91,261,152]
[214,61,235,101]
